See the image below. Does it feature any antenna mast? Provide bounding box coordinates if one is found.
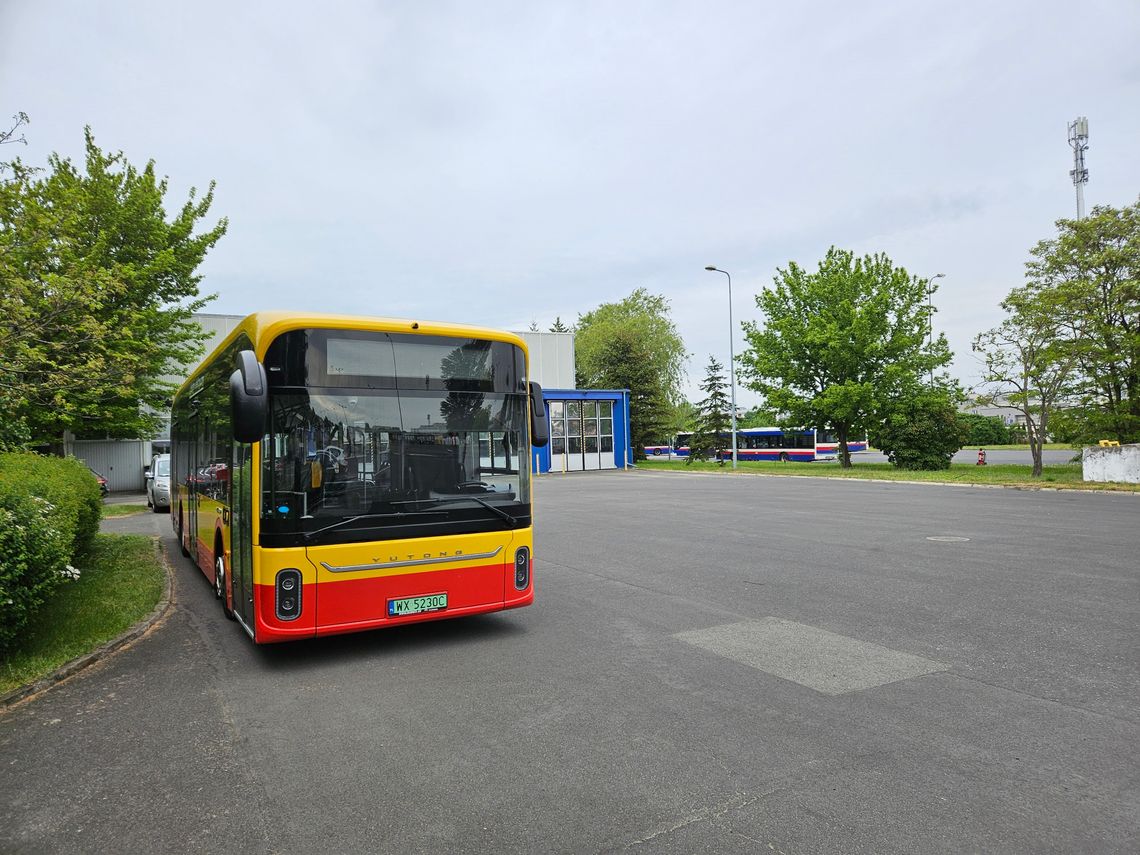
[1067,117,1089,219]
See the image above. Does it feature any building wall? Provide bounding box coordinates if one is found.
[1082,443,1140,484]
[71,439,150,492]
[518,331,575,389]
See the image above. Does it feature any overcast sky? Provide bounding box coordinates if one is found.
[3,1,1139,406]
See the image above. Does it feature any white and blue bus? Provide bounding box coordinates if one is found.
[663,427,868,462]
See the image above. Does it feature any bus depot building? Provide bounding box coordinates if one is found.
[64,315,632,490]
[533,389,632,474]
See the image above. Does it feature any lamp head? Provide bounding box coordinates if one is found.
[704,266,717,271]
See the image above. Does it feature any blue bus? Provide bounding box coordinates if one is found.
[665,427,868,462]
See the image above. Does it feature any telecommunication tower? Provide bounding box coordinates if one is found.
[1068,117,1089,219]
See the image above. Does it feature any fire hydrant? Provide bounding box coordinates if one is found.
[976,448,987,466]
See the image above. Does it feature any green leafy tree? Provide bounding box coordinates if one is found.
[958,413,1012,446]
[690,356,731,465]
[654,399,698,448]
[739,248,952,468]
[0,127,226,449]
[575,288,686,460]
[739,404,781,428]
[872,389,970,470]
[549,316,571,333]
[973,286,1078,476]
[1024,200,1140,443]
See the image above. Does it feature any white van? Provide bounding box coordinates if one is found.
[146,453,172,512]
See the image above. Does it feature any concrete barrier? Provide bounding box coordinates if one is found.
[1082,442,1140,484]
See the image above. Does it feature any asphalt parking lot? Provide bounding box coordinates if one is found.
[2,471,1137,854]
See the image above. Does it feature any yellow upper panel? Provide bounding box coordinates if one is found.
[176,311,530,397]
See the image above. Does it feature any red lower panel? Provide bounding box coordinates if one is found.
[253,562,533,643]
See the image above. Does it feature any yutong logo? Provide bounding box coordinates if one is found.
[375,550,464,563]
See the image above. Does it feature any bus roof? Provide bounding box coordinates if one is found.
[174,311,530,399]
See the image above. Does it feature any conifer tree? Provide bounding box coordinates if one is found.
[690,356,731,465]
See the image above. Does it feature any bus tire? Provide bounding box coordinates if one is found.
[652,448,661,456]
[779,452,789,463]
[177,507,190,557]
[215,547,235,620]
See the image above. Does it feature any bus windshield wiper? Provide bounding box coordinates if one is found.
[420,495,518,527]
[302,511,446,541]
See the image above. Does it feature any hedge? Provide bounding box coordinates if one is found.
[0,453,103,652]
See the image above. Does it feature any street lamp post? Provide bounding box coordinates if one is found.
[926,273,944,385]
[704,266,738,469]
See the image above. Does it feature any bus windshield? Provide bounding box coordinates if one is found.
[260,329,530,546]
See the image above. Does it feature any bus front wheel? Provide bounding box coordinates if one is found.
[215,551,235,620]
[779,452,789,463]
[177,507,190,557]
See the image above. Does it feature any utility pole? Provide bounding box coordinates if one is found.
[704,267,739,469]
[926,273,944,385]
[1068,117,1089,220]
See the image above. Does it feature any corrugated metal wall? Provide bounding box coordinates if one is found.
[71,440,149,492]
[518,331,576,389]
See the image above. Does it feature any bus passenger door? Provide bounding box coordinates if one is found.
[230,441,255,629]
[187,404,200,562]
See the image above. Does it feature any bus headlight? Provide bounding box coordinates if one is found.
[514,547,530,590]
[276,569,302,620]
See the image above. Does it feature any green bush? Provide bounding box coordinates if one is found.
[0,453,103,652]
[873,393,971,470]
[0,492,73,651]
[0,453,102,559]
[959,413,1012,446]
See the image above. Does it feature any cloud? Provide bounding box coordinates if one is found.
[3,0,1138,407]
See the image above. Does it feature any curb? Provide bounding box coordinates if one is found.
[1,536,175,710]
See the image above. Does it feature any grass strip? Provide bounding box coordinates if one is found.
[962,443,1074,451]
[0,534,166,695]
[637,460,1139,491]
[101,503,150,517]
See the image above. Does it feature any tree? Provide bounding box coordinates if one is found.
[958,413,1012,446]
[739,404,781,428]
[973,287,1077,476]
[872,389,969,470]
[690,356,731,465]
[0,128,226,449]
[661,399,698,445]
[575,288,686,460]
[549,316,571,333]
[1024,200,1140,443]
[1,112,29,147]
[739,248,952,468]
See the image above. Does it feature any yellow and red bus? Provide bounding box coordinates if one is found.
[170,312,549,643]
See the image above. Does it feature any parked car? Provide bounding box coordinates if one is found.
[146,453,172,513]
[89,468,109,496]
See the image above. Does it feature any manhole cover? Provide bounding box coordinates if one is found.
[926,536,971,542]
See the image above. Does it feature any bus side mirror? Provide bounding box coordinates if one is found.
[529,381,549,447]
[231,350,268,444]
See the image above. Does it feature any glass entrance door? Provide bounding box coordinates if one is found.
[547,400,616,472]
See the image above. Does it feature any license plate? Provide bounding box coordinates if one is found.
[388,593,448,617]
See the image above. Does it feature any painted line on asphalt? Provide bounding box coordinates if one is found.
[676,617,950,695]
